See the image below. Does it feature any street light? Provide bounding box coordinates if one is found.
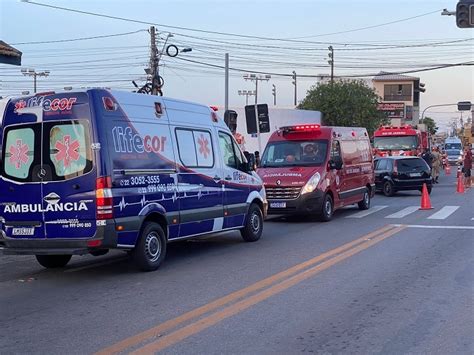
[238,89,256,105]
[21,68,50,93]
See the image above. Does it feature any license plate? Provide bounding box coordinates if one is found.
[270,202,286,208]
[410,173,421,177]
[12,227,35,236]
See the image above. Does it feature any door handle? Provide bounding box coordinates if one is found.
[213,175,221,182]
[72,184,80,190]
[225,176,232,181]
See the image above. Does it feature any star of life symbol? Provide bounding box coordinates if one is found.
[14,100,27,113]
[9,139,30,169]
[197,134,210,159]
[54,135,80,168]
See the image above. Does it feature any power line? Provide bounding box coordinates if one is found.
[11,29,147,45]
[23,1,445,44]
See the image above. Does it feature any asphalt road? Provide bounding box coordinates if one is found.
[1,172,473,354]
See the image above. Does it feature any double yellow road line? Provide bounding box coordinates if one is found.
[97,224,405,354]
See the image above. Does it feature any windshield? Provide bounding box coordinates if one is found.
[1,120,93,182]
[373,136,418,150]
[446,149,461,156]
[261,140,328,167]
[445,142,462,150]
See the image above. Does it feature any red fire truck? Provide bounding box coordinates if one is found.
[373,125,429,157]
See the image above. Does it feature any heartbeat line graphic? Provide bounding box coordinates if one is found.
[114,184,220,211]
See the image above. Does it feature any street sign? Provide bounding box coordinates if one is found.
[457,101,472,111]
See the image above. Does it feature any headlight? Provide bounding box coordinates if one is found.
[301,172,321,195]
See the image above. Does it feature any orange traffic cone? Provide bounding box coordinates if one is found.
[445,164,451,175]
[456,174,465,194]
[419,183,433,210]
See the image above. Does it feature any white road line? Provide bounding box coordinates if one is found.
[345,205,388,218]
[392,224,474,230]
[385,206,419,219]
[427,206,460,220]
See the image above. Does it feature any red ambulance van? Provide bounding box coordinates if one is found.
[257,124,375,221]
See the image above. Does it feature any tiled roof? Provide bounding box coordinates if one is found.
[0,41,22,57]
[372,71,419,81]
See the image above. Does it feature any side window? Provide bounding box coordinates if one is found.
[219,132,245,170]
[219,132,237,169]
[331,140,341,160]
[49,122,91,179]
[3,127,35,180]
[176,128,214,168]
[376,159,387,170]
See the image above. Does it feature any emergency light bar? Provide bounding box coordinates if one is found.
[280,124,321,133]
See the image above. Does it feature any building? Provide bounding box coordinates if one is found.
[0,40,22,66]
[372,72,425,125]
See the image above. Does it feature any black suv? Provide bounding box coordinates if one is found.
[374,156,432,196]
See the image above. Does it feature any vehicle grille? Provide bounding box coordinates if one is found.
[266,186,302,200]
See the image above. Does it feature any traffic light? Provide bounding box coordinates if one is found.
[414,80,426,93]
[257,104,270,133]
[224,110,238,133]
[245,105,257,134]
[245,104,271,134]
[456,0,474,28]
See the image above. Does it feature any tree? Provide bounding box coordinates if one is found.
[419,116,438,135]
[298,80,387,136]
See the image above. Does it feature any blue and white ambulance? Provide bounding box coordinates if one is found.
[0,89,266,271]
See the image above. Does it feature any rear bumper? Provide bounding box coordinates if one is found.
[267,189,325,215]
[392,178,432,191]
[0,221,118,255]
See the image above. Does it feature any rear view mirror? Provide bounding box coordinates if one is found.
[328,158,343,170]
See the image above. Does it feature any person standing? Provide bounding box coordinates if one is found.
[421,148,432,169]
[463,145,472,188]
[431,147,442,183]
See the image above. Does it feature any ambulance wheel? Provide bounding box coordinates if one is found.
[241,203,263,242]
[132,222,167,271]
[35,254,72,268]
[383,181,395,197]
[358,188,371,210]
[319,193,334,222]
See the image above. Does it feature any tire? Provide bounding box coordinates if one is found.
[240,203,263,242]
[357,188,371,210]
[319,193,334,222]
[383,181,395,197]
[132,222,167,272]
[35,254,72,268]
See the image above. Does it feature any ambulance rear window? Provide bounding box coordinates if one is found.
[3,127,36,180]
[1,120,93,182]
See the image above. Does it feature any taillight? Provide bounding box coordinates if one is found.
[96,176,113,220]
[393,161,398,176]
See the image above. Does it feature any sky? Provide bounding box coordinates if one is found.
[0,0,473,132]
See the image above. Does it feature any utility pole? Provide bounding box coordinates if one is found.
[272,84,276,106]
[238,90,256,105]
[225,53,229,112]
[21,68,50,93]
[243,74,271,153]
[292,71,297,106]
[149,26,161,96]
[328,46,334,83]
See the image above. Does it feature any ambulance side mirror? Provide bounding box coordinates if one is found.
[242,152,256,172]
[328,158,343,170]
